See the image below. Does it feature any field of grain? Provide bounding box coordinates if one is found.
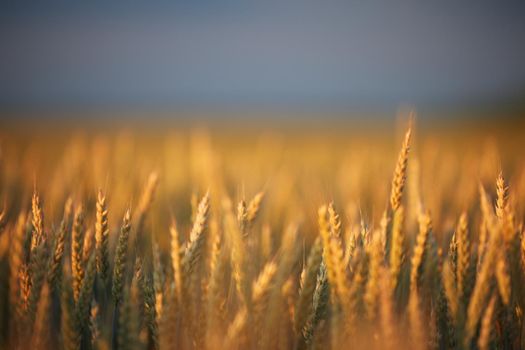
[0,119,524,349]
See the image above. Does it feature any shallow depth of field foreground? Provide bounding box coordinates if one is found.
[1,121,525,350]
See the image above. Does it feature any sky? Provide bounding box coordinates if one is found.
[1,0,525,111]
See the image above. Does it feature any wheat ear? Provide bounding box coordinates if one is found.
[246,191,265,226]
[95,190,110,285]
[48,198,72,290]
[30,190,44,254]
[112,209,131,304]
[495,172,507,220]
[455,212,470,304]
[294,236,322,335]
[390,126,411,211]
[182,192,210,276]
[410,211,431,291]
[71,205,85,303]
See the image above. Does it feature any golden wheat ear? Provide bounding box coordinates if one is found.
[390,126,412,212]
[71,204,86,303]
[495,171,508,220]
[30,190,44,253]
[182,191,210,276]
[410,211,431,292]
[247,191,265,226]
[95,190,110,286]
[48,198,72,291]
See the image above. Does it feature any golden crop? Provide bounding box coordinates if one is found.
[0,119,524,349]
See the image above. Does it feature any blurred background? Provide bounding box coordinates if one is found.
[1,0,525,125]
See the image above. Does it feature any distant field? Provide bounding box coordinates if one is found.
[0,117,524,349]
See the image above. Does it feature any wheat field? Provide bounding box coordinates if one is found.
[0,119,524,349]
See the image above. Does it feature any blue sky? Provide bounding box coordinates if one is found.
[1,1,525,110]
